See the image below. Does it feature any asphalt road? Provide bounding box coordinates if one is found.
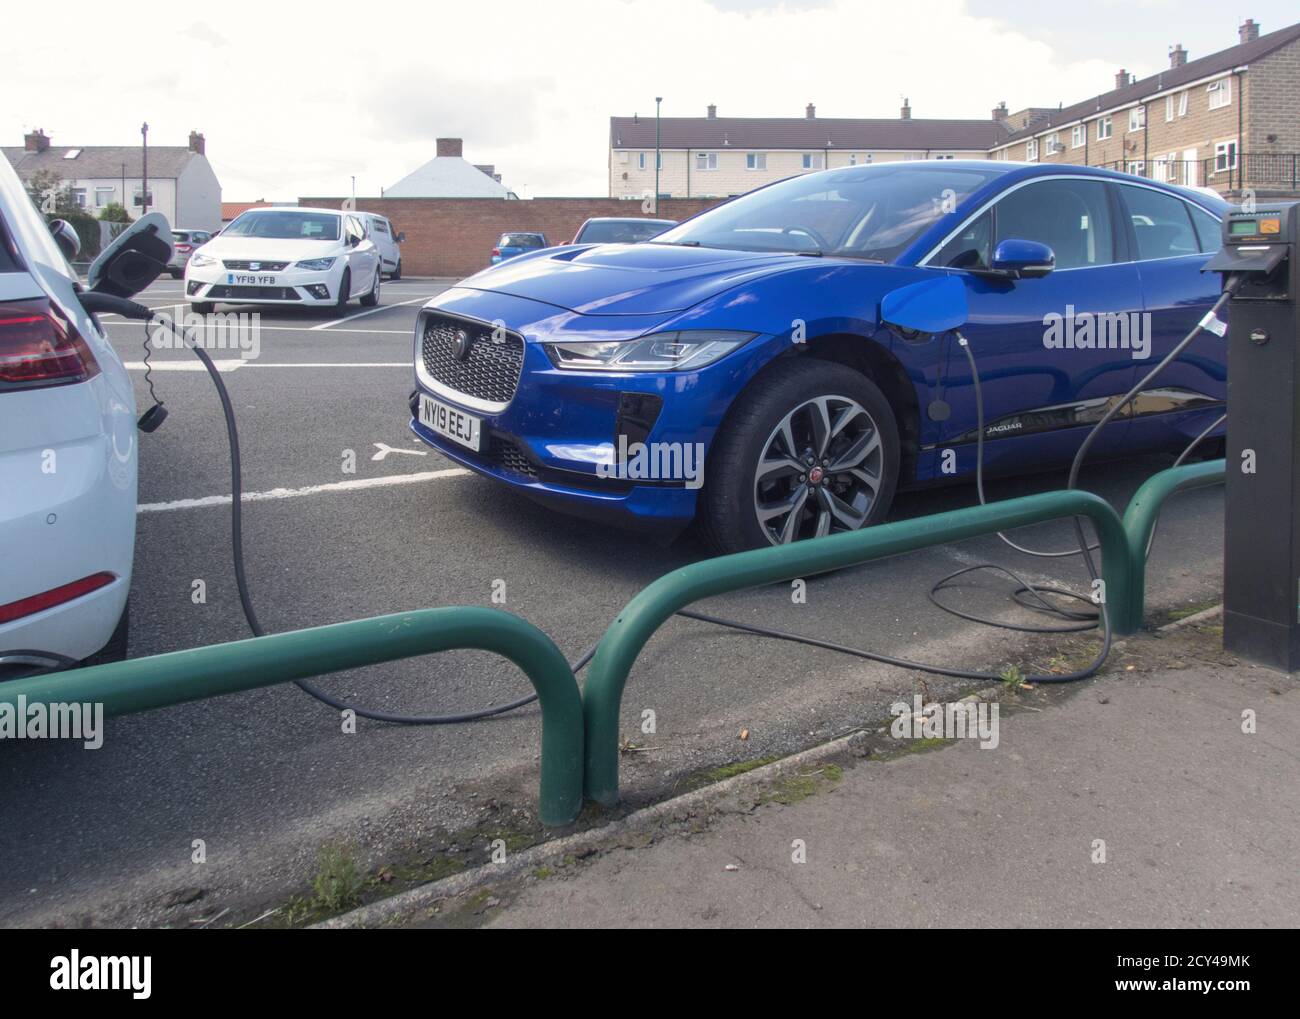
[0,277,1229,925]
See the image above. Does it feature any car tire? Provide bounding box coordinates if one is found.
[391,259,401,280]
[360,267,380,307]
[83,599,129,666]
[335,269,352,309]
[191,301,215,314]
[698,357,900,556]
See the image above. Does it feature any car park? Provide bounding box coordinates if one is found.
[571,217,677,244]
[185,206,382,312]
[359,211,405,279]
[490,231,547,264]
[0,153,138,674]
[165,228,213,278]
[410,160,1227,553]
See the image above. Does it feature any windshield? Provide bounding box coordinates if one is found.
[651,164,1002,262]
[500,233,544,248]
[579,220,675,243]
[225,210,341,241]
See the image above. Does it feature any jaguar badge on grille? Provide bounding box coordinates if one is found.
[452,329,473,361]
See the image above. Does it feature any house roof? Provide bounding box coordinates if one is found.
[221,200,276,221]
[1,145,200,180]
[385,156,512,198]
[609,116,1011,152]
[995,20,1300,145]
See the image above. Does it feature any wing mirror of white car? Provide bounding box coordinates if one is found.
[88,212,174,297]
[395,231,406,243]
[48,219,81,261]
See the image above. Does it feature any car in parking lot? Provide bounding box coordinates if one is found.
[490,232,547,264]
[571,217,677,244]
[410,160,1227,553]
[359,211,405,279]
[0,153,137,674]
[185,207,382,312]
[165,228,214,278]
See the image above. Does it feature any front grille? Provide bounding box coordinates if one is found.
[206,285,301,300]
[420,314,525,407]
[222,260,289,271]
[485,435,539,479]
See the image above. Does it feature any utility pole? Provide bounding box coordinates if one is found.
[654,97,662,216]
[141,122,149,216]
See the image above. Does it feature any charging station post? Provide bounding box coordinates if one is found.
[1211,201,1300,670]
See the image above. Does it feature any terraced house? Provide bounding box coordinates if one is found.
[609,17,1300,201]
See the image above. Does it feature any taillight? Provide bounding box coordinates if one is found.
[0,572,115,624]
[0,298,100,389]
[492,247,501,257]
[176,243,193,253]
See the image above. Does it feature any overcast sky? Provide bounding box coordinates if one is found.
[4,0,1293,201]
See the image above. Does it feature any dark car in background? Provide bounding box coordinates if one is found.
[490,232,548,265]
[571,217,677,245]
[166,228,213,278]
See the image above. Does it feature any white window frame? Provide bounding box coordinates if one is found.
[1026,138,1038,161]
[745,152,766,170]
[801,152,823,170]
[848,153,857,165]
[1071,124,1085,148]
[94,186,115,207]
[1128,106,1145,132]
[1097,116,1113,140]
[1165,96,1174,122]
[636,152,646,170]
[1178,91,1188,116]
[1207,79,1231,110]
[695,152,718,171]
[1214,140,1238,173]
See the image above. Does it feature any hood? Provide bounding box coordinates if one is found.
[458,243,809,315]
[197,234,345,262]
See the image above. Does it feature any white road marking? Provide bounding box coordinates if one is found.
[138,467,470,513]
[105,321,415,334]
[371,442,428,461]
[122,361,408,370]
[311,296,428,331]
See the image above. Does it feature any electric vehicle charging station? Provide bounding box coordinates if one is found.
[1210,201,1300,671]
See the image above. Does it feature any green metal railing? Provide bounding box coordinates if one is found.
[0,607,585,826]
[581,488,1131,806]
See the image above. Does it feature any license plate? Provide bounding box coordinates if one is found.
[418,393,482,452]
[227,273,277,285]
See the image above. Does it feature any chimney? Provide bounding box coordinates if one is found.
[1115,69,1133,89]
[1169,44,1187,68]
[707,103,717,119]
[900,98,911,120]
[24,128,49,153]
[436,137,463,158]
[188,130,205,155]
[992,101,1008,122]
[1239,18,1259,44]
[805,103,816,119]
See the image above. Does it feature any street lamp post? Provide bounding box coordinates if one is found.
[654,96,662,216]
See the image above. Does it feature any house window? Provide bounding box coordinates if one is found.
[1045,134,1061,156]
[1207,79,1231,110]
[848,153,857,165]
[637,152,646,170]
[801,152,823,170]
[94,186,114,207]
[745,153,766,170]
[1214,140,1238,172]
[1097,116,1113,140]
[1178,91,1188,116]
[71,188,87,208]
[1128,106,1145,132]
[932,153,954,159]
[695,152,718,170]
[1125,160,1146,177]
[1026,138,1038,161]
[1071,125,1085,148]
[132,190,153,207]
[1165,96,1174,122]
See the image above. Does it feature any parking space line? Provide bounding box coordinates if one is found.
[122,361,408,371]
[138,466,471,513]
[310,296,429,331]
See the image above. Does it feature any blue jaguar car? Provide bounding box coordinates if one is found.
[410,160,1227,553]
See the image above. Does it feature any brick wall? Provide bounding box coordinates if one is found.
[298,196,726,277]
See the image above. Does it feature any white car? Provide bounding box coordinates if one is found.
[0,153,137,674]
[358,212,405,279]
[185,206,382,312]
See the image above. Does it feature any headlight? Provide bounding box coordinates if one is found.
[543,330,757,372]
[189,252,216,268]
[295,257,337,271]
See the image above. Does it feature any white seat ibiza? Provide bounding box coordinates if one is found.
[185,207,382,312]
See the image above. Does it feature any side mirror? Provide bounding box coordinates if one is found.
[986,238,1055,280]
[88,212,173,297]
[880,275,968,335]
[48,220,81,261]
[395,232,406,243]
[348,234,361,247]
